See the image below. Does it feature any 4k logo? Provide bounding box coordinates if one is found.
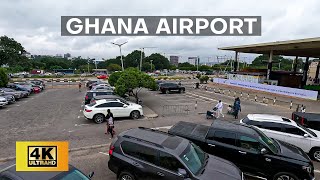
[28,146,57,167]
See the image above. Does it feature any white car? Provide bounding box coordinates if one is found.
[240,114,320,162]
[83,99,143,123]
[0,97,8,107]
[95,84,115,90]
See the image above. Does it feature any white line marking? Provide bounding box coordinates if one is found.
[80,110,82,112]
[68,130,74,133]
[315,170,320,173]
[77,116,80,119]
[99,152,109,156]
[75,123,90,127]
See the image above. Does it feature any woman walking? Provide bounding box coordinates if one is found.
[105,109,115,139]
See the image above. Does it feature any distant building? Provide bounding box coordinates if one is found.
[307,61,320,84]
[188,57,198,66]
[64,53,71,59]
[22,52,32,59]
[55,54,63,58]
[169,56,179,66]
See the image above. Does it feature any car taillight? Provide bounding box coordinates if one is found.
[85,95,88,100]
[301,117,304,125]
[109,145,115,156]
[85,109,92,112]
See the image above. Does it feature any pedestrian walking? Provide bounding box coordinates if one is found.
[215,100,224,118]
[105,109,115,138]
[78,82,82,92]
[233,98,241,119]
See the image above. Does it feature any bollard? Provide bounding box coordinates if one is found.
[195,101,198,110]
[255,95,257,102]
[263,97,265,103]
[290,101,293,109]
[273,97,276,105]
[234,92,236,97]
[247,93,250,99]
[229,90,231,95]
[240,92,243,97]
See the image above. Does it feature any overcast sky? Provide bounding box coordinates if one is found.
[0,0,319,63]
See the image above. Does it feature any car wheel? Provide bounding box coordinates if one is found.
[93,114,105,124]
[273,172,299,180]
[166,89,169,94]
[130,111,140,119]
[118,171,135,180]
[310,148,320,162]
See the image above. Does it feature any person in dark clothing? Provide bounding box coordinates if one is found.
[105,109,115,138]
[233,98,241,119]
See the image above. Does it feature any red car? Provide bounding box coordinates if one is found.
[97,74,108,79]
[32,87,41,93]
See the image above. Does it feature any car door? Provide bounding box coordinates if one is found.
[281,124,311,152]
[236,134,271,176]
[108,102,126,117]
[205,130,238,165]
[155,151,186,180]
[94,102,113,116]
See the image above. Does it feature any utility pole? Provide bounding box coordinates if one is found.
[197,56,199,71]
[150,60,153,72]
[139,47,156,71]
[111,41,128,71]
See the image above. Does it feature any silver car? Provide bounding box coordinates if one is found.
[0,97,8,107]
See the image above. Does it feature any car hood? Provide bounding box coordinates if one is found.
[199,155,242,180]
[276,140,311,163]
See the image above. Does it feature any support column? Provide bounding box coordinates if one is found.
[301,57,310,87]
[267,50,273,80]
[234,51,238,72]
[315,62,320,83]
[293,56,298,73]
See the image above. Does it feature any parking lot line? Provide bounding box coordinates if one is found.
[75,123,90,126]
[99,152,109,156]
[315,170,320,173]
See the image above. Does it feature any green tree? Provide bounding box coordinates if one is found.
[107,63,122,72]
[141,62,155,72]
[0,36,26,66]
[144,53,170,70]
[49,65,63,70]
[108,71,122,86]
[124,50,142,68]
[0,68,9,87]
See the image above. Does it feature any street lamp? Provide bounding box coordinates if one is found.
[150,60,153,72]
[111,41,128,71]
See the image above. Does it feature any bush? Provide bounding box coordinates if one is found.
[108,71,122,86]
[304,85,320,91]
[0,68,9,87]
[196,73,201,79]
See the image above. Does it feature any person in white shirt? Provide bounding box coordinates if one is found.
[215,100,224,118]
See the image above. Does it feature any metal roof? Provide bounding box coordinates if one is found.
[219,37,320,58]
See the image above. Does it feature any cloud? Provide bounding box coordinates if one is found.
[0,0,319,63]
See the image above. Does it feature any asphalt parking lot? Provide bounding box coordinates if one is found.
[0,80,319,180]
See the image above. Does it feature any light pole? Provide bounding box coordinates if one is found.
[150,60,153,72]
[139,47,156,71]
[111,41,128,71]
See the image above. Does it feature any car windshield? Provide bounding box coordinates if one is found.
[60,169,89,180]
[297,123,317,137]
[180,143,205,175]
[118,98,129,105]
[254,127,279,153]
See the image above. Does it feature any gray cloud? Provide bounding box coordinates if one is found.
[0,0,319,63]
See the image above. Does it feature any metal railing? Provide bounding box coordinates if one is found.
[162,105,190,116]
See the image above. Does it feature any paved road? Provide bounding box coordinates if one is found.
[0,81,319,180]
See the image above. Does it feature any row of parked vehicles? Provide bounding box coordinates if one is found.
[83,80,144,123]
[107,113,319,180]
[0,80,45,108]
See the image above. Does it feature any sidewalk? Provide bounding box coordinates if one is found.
[143,105,159,118]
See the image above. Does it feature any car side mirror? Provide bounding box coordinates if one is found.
[123,105,128,108]
[304,134,309,138]
[88,172,94,178]
[260,148,267,154]
[178,168,188,178]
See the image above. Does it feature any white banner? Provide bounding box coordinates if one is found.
[213,78,318,100]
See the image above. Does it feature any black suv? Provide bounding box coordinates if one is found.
[84,90,115,104]
[108,127,244,180]
[159,83,185,94]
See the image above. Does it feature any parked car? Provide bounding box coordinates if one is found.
[0,89,22,99]
[94,83,115,89]
[240,114,320,162]
[86,80,99,88]
[83,99,143,123]
[0,97,8,107]
[169,120,315,180]
[1,88,29,98]
[108,127,244,180]
[7,84,32,94]
[96,74,108,79]
[84,90,115,105]
[91,86,114,91]
[292,112,320,131]
[15,82,43,92]
[159,83,185,94]
[0,162,94,180]
[28,80,46,89]
[0,92,15,104]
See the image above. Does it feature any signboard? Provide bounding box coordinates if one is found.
[227,74,262,83]
[213,78,318,100]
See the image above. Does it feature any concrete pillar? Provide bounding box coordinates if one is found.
[267,50,273,80]
[234,51,238,72]
[293,56,298,73]
[315,62,320,83]
[301,57,310,87]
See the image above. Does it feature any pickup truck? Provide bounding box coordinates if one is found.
[168,121,315,180]
[292,112,320,131]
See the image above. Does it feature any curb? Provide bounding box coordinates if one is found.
[145,114,159,118]
[0,143,110,163]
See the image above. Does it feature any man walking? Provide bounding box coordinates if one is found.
[233,98,241,119]
[105,109,115,139]
[78,82,82,92]
[215,100,224,118]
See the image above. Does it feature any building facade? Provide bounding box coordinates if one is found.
[169,56,179,66]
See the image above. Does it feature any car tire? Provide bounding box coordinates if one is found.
[118,171,135,180]
[166,89,169,94]
[130,111,140,119]
[93,114,105,124]
[310,148,320,162]
[273,172,299,180]
[179,89,181,93]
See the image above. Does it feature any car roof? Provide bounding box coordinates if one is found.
[0,162,76,180]
[88,89,114,93]
[212,120,258,135]
[93,95,123,100]
[247,114,296,124]
[94,99,122,104]
[121,128,189,155]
